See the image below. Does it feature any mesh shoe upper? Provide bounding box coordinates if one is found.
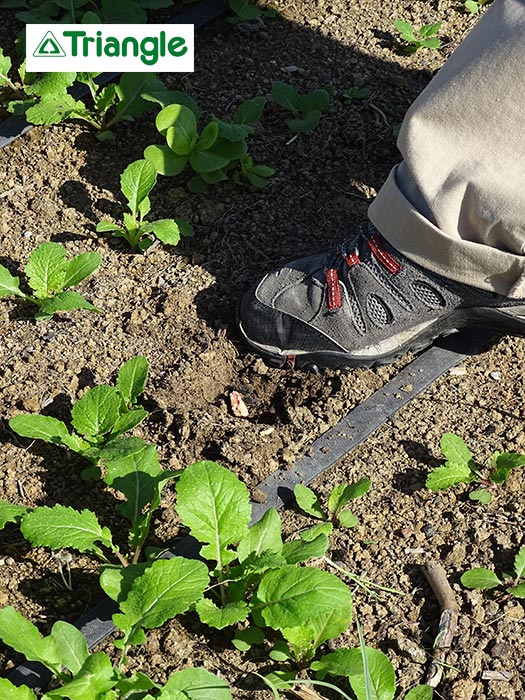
[239,224,517,358]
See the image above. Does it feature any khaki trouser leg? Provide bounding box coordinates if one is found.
[368,0,525,298]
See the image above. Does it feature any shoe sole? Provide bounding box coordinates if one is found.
[237,306,525,371]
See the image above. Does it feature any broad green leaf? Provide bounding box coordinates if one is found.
[0,499,27,528]
[255,565,352,630]
[25,72,76,97]
[464,0,480,12]
[422,37,441,49]
[312,647,396,700]
[121,160,157,216]
[512,582,525,598]
[425,462,473,491]
[279,628,312,658]
[460,568,502,589]
[200,169,228,185]
[282,533,328,564]
[514,546,525,580]
[144,88,200,117]
[405,686,434,700]
[0,265,25,298]
[211,118,252,142]
[300,89,329,114]
[49,621,89,674]
[21,504,115,556]
[393,19,417,42]
[328,479,371,514]
[144,144,188,176]
[245,172,269,188]
[0,48,12,85]
[196,121,219,150]
[237,507,282,563]
[44,652,116,699]
[25,242,67,298]
[145,219,181,246]
[156,690,187,700]
[231,626,265,651]
[248,164,275,177]
[420,22,441,37]
[162,668,231,700]
[117,355,149,406]
[25,95,87,126]
[187,176,208,193]
[440,433,472,464]
[209,138,247,160]
[176,461,251,567]
[97,436,150,462]
[234,96,266,125]
[115,73,165,120]
[287,110,321,133]
[94,83,117,115]
[96,221,123,234]
[0,677,37,700]
[99,562,152,603]
[468,489,492,504]
[35,291,100,319]
[62,252,102,289]
[109,408,148,439]
[271,81,300,112]
[310,603,352,649]
[229,0,260,19]
[300,522,333,542]
[195,598,249,629]
[0,607,61,675]
[71,385,122,437]
[113,673,157,698]
[294,483,325,520]
[338,510,358,528]
[9,414,71,444]
[113,557,209,647]
[159,104,197,154]
[189,149,230,173]
[491,452,525,483]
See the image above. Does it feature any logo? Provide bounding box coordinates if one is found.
[33,31,66,57]
[26,24,194,72]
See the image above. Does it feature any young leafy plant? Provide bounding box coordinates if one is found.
[0,605,232,700]
[464,0,491,12]
[294,478,371,529]
[9,355,150,465]
[461,546,525,599]
[96,159,193,250]
[425,433,525,502]
[342,85,371,102]
[271,80,331,134]
[0,242,101,320]
[227,0,277,23]
[393,19,442,52]
[144,95,274,192]
[0,0,174,25]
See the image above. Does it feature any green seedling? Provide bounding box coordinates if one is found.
[144,95,274,192]
[393,19,442,53]
[9,356,150,468]
[461,546,525,599]
[342,85,371,102]
[271,80,331,134]
[464,0,491,12]
[0,606,231,700]
[425,433,525,502]
[96,159,193,250]
[227,0,277,23]
[0,242,101,320]
[294,478,371,529]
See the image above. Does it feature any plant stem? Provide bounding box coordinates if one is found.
[322,557,406,597]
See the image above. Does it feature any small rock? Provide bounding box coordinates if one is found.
[490,371,501,380]
[491,642,510,658]
[229,391,249,418]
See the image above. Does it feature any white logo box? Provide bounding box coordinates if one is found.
[26,24,194,72]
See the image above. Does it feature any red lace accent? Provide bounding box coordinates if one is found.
[325,268,342,310]
[368,234,402,274]
[344,250,360,267]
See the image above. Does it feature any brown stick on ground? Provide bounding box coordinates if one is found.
[422,559,460,688]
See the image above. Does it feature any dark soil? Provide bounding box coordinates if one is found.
[1,1,524,699]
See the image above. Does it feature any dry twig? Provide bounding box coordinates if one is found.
[422,559,459,688]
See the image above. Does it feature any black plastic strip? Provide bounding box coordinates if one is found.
[0,0,227,149]
[8,328,495,689]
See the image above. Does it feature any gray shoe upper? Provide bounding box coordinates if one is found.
[239,224,515,357]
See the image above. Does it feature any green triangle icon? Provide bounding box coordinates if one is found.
[33,31,66,57]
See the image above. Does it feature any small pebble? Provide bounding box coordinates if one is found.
[490,371,501,380]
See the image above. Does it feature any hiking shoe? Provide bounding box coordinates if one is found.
[237,223,525,370]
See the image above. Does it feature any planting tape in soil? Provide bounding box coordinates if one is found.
[8,327,496,689]
[0,0,227,150]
